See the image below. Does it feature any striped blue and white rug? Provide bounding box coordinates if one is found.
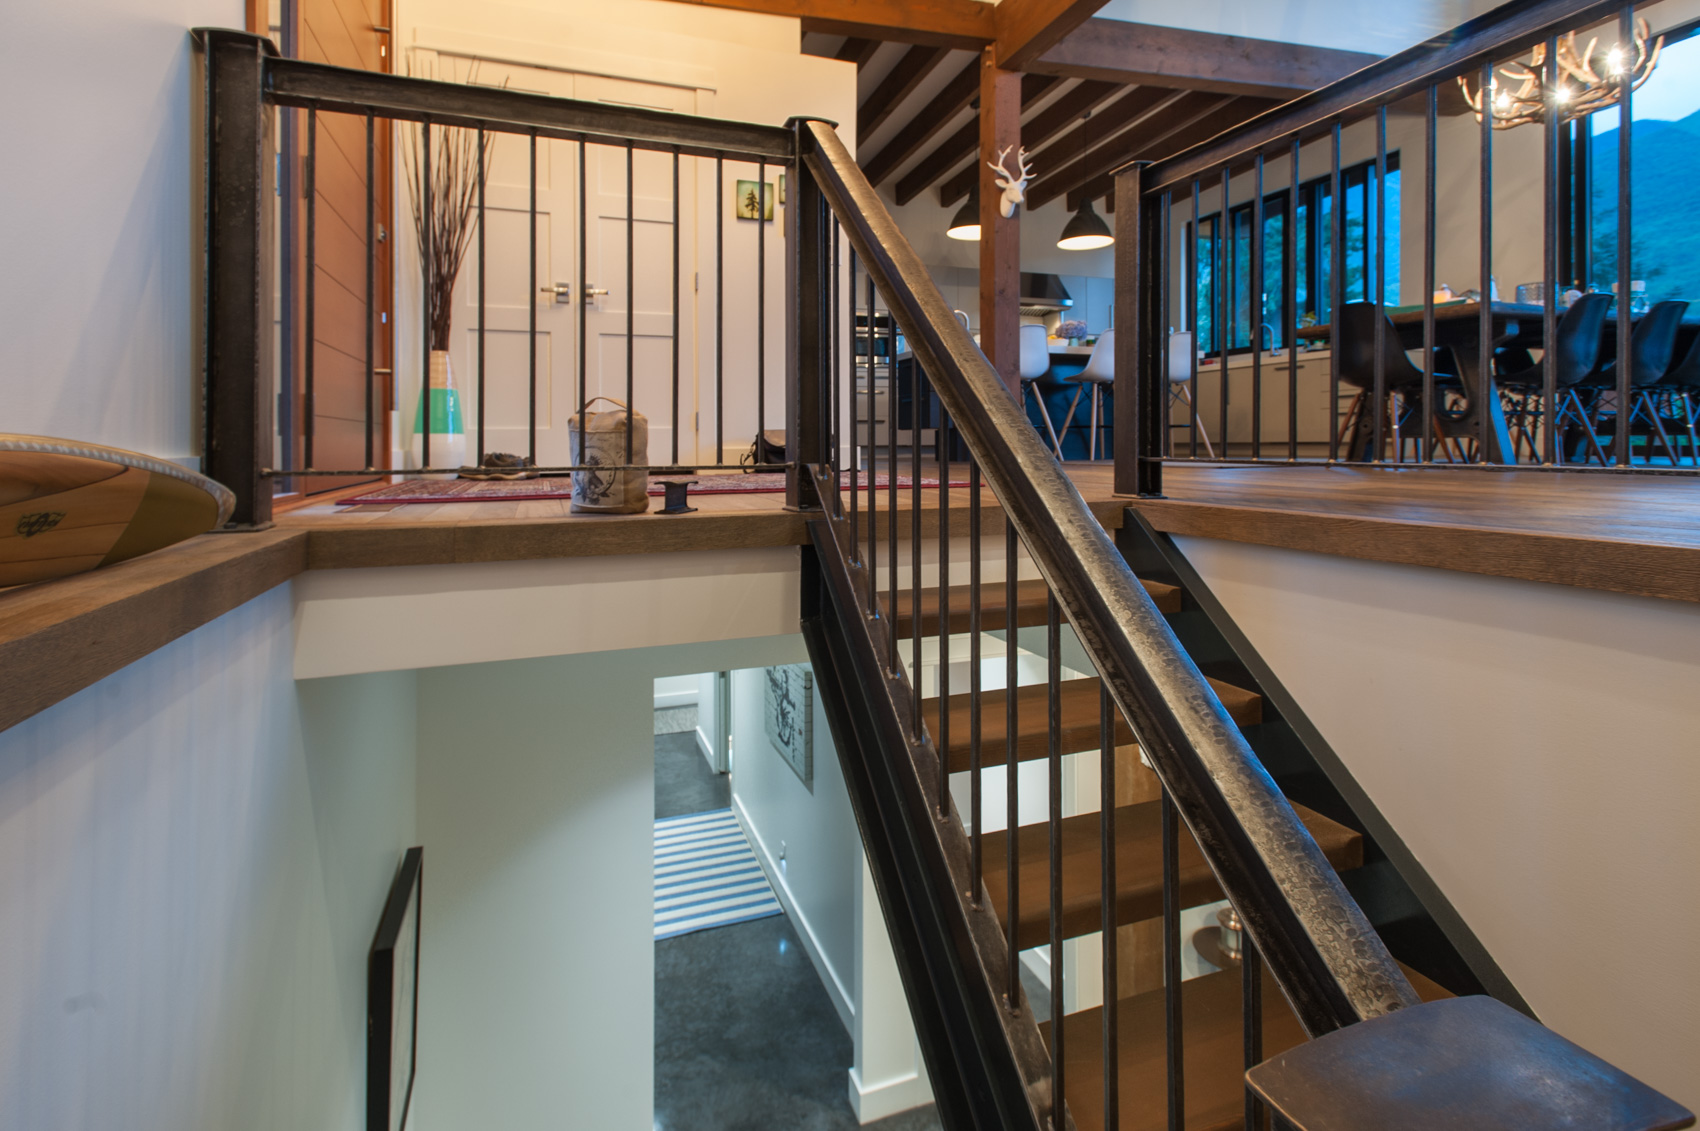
[654,808,783,940]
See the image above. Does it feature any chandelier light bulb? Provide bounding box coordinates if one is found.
[1608,45,1625,75]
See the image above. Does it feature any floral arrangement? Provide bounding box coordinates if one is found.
[1056,320,1088,340]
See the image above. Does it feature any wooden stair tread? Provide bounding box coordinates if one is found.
[1042,963,1453,1131]
[979,801,1362,951]
[882,577,1182,637]
[926,676,1262,773]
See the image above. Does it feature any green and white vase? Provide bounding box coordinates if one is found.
[410,349,466,475]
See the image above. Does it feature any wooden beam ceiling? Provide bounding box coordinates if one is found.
[1027,91,1231,210]
[858,44,952,141]
[860,58,979,187]
[991,0,1103,72]
[833,36,882,67]
[1031,19,1379,100]
[936,81,1155,208]
[791,0,993,48]
[892,72,1057,205]
[1067,96,1279,210]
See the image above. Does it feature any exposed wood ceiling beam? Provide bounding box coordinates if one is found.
[1026,91,1235,210]
[860,58,979,186]
[992,0,1103,72]
[792,0,993,49]
[1068,96,1278,211]
[937,82,1160,208]
[892,73,1058,206]
[834,36,882,67]
[1031,19,1379,100]
[859,44,952,142]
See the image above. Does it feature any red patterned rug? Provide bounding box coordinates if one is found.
[336,470,970,506]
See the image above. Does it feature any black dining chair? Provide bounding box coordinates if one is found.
[1648,323,1700,465]
[1493,292,1612,464]
[1336,302,1463,461]
[1577,299,1688,464]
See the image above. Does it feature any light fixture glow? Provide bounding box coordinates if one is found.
[1057,199,1114,251]
[946,194,981,241]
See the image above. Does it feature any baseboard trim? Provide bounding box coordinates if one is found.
[694,724,715,767]
[848,1064,932,1125]
[653,689,698,710]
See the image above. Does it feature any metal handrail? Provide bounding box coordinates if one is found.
[799,117,1420,1038]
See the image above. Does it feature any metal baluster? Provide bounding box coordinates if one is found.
[1244,925,1264,1130]
[672,149,681,466]
[1287,136,1300,463]
[1161,190,1173,457]
[969,453,982,900]
[1479,61,1494,465]
[626,144,635,465]
[304,106,317,469]
[529,130,538,465]
[1252,152,1264,461]
[848,248,859,562]
[867,276,879,613]
[1190,178,1201,458]
[758,160,767,453]
[832,218,842,494]
[1615,3,1634,467]
[1100,682,1119,1131]
[888,298,898,674]
[716,154,725,464]
[912,360,923,729]
[474,126,486,465]
[1374,107,1388,463]
[1328,123,1343,463]
[1424,88,1438,464]
[579,140,588,451]
[1543,39,1560,466]
[366,111,376,471]
[1005,517,1020,1009]
[1163,790,1184,1131]
[1047,589,1064,1129]
[422,117,433,470]
[937,384,951,813]
[1218,164,1230,455]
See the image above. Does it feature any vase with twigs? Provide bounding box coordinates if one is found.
[403,116,492,473]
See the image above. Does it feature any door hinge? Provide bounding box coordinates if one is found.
[694,272,699,293]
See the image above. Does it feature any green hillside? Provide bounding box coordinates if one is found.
[1590,109,1700,302]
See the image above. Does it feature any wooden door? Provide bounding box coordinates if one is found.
[285,0,393,493]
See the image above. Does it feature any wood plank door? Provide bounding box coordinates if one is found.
[287,0,392,492]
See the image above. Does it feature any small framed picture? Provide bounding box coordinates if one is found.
[779,173,787,205]
[763,664,813,786]
[369,847,423,1131]
[736,179,775,221]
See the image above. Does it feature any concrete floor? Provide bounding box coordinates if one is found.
[653,730,943,1131]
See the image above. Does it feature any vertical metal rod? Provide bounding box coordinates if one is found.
[911,359,923,729]
[1100,681,1119,1131]
[936,390,951,815]
[529,130,538,465]
[1287,136,1300,462]
[969,454,983,902]
[625,144,635,464]
[1047,589,1064,1129]
[1374,106,1388,462]
[476,125,486,465]
[304,106,317,469]
[1251,152,1264,460]
[1005,518,1020,1010]
[1160,190,1173,456]
[1479,61,1495,464]
[673,149,681,466]
[1218,164,1230,454]
[422,117,433,470]
[848,248,860,562]
[366,111,376,470]
[1424,88,1438,464]
[1244,928,1265,1130]
[1328,122,1343,463]
[867,275,879,612]
[758,160,768,448]
[716,155,725,464]
[832,219,843,488]
[887,294,898,674]
[1162,790,1185,1131]
[1189,179,1201,457]
[1543,37,1561,466]
[578,140,588,450]
[1615,3,1634,467]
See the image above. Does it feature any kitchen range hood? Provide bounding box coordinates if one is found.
[1019,273,1073,315]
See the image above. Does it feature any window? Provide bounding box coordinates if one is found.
[1187,155,1400,355]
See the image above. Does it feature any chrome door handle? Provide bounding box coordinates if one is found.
[583,285,610,303]
[540,282,573,304]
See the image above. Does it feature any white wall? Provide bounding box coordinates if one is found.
[1173,534,1700,1112]
[729,656,933,1122]
[653,674,699,709]
[1093,0,1504,57]
[0,588,416,1131]
[0,0,243,467]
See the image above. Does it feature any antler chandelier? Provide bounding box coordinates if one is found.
[1458,18,1663,129]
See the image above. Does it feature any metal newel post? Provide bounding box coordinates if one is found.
[199,28,277,529]
[786,118,830,512]
[1113,161,1161,496]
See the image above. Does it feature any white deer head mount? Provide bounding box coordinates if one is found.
[988,146,1033,218]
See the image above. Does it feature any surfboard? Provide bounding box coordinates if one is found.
[0,435,236,588]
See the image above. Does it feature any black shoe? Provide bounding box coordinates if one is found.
[458,452,538,480]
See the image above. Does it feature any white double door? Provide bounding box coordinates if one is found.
[417,51,698,467]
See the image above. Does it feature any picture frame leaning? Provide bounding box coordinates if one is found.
[369,847,423,1131]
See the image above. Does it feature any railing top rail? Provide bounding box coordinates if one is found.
[196,28,794,163]
[800,117,1419,1039]
[1139,0,1630,193]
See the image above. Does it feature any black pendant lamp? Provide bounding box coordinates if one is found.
[947,191,981,241]
[1057,198,1114,250]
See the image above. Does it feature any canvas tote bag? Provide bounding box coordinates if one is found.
[568,397,649,513]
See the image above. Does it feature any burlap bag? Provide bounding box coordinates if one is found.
[569,398,649,513]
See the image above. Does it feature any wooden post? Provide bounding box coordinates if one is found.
[978,49,1021,400]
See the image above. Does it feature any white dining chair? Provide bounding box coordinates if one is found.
[1058,330,1115,460]
[1167,330,1215,458]
[1018,323,1064,457]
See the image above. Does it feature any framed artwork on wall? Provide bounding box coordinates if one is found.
[735,179,775,221]
[369,847,423,1131]
[763,664,813,786]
